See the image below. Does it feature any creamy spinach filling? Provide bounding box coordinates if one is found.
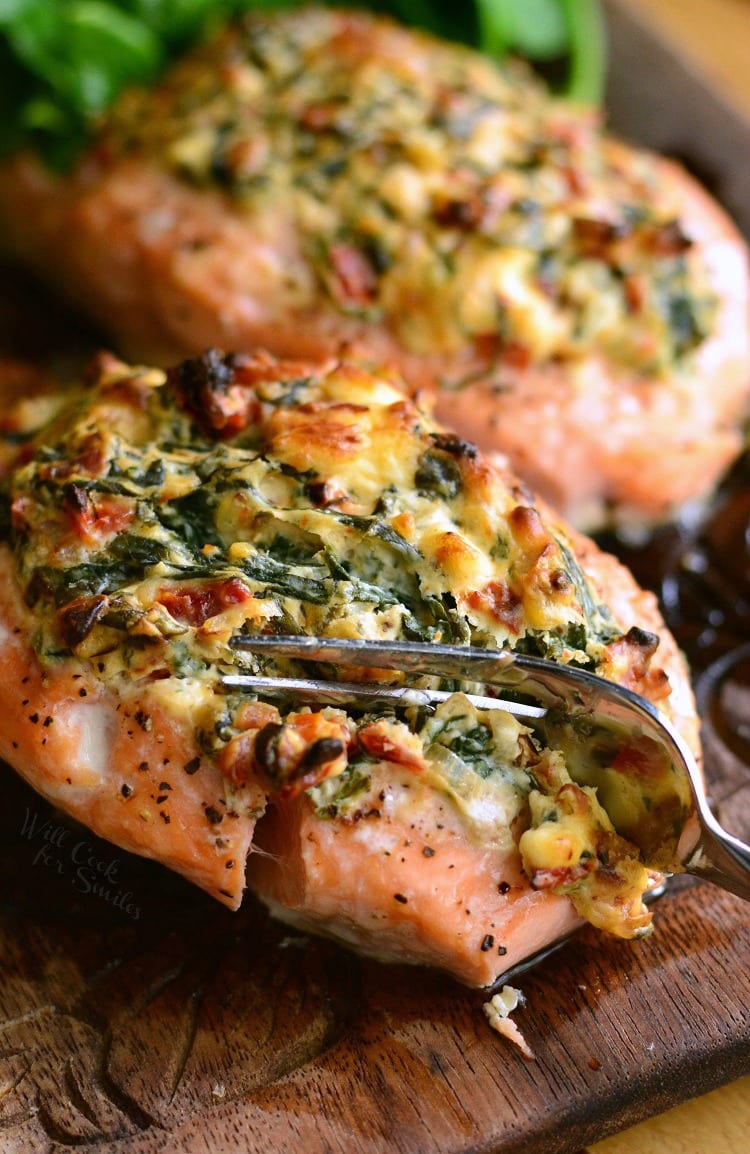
[7,364,618,688]
[106,9,716,373]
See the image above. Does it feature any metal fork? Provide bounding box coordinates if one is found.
[225,635,750,902]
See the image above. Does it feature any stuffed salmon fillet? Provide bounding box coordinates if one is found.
[0,8,747,531]
[0,348,698,987]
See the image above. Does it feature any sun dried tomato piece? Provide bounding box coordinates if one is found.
[168,349,262,438]
[328,243,378,306]
[158,577,251,627]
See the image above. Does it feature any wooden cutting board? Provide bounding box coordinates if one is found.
[1,769,748,1154]
[0,270,748,1153]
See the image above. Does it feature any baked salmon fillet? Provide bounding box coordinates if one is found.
[0,8,747,532]
[0,348,698,987]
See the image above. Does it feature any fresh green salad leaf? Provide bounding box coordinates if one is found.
[476,0,568,59]
[559,0,606,105]
[0,1,605,169]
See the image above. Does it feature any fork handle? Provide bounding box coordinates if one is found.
[686,818,750,902]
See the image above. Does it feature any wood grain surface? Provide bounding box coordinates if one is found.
[591,1073,750,1154]
[1,766,748,1154]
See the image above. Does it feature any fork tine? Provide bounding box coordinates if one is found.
[221,672,546,718]
[229,634,518,683]
[227,634,641,716]
[226,635,547,717]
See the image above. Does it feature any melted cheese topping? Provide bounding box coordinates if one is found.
[104,7,715,375]
[2,350,683,936]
